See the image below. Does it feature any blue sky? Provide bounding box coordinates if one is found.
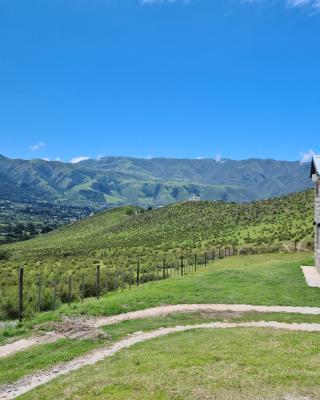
[0,0,319,163]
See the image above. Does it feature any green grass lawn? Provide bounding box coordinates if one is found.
[3,309,320,388]
[102,310,320,343]
[56,251,318,319]
[1,251,318,344]
[0,338,100,385]
[0,253,320,400]
[19,327,320,400]
[3,309,320,387]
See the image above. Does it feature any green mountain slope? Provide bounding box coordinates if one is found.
[0,189,314,318]
[4,189,314,262]
[0,155,312,207]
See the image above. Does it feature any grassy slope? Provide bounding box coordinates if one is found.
[0,339,98,385]
[2,190,314,266]
[0,253,320,399]
[101,311,320,339]
[56,252,319,319]
[19,328,320,400]
[1,252,318,341]
[3,310,320,387]
[0,190,315,318]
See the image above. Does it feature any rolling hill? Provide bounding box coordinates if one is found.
[6,188,314,259]
[0,189,314,318]
[0,155,312,207]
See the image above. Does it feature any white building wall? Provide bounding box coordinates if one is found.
[315,181,320,272]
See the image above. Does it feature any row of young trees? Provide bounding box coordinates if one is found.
[1,242,305,321]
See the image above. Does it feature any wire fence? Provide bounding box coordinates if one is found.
[3,241,306,321]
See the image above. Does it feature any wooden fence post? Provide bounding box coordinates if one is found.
[96,264,100,300]
[204,252,207,267]
[18,266,23,322]
[194,254,197,271]
[180,256,184,277]
[136,260,140,286]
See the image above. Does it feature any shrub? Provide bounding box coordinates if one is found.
[0,249,11,261]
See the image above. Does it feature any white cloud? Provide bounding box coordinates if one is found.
[287,0,320,9]
[42,157,50,162]
[287,0,312,7]
[300,149,317,164]
[240,0,320,10]
[214,154,223,163]
[29,142,46,152]
[70,156,90,164]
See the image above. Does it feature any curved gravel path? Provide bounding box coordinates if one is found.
[91,303,320,327]
[2,320,320,400]
[0,333,65,358]
[2,303,320,359]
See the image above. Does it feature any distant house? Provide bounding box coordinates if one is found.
[189,194,201,202]
[310,156,320,272]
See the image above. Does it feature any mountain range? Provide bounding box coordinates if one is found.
[0,155,312,207]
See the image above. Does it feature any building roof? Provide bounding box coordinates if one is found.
[310,156,320,178]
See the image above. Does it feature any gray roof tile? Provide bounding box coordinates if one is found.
[310,156,320,177]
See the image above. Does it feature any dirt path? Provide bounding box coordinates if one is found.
[0,333,64,358]
[2,303,320,358]
[2,320,320,400]
[91,304,320,327]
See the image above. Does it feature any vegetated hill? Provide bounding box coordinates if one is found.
[4,189,314,264]
[0,189,314,319]
[0,155,312,207]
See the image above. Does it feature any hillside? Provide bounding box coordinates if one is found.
[1,188,313,268]
[0,155,312,207]
[0,189,315,318]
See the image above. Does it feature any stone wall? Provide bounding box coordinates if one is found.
[315,181,320,272]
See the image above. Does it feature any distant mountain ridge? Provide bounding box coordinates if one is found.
[0,155,312,207]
